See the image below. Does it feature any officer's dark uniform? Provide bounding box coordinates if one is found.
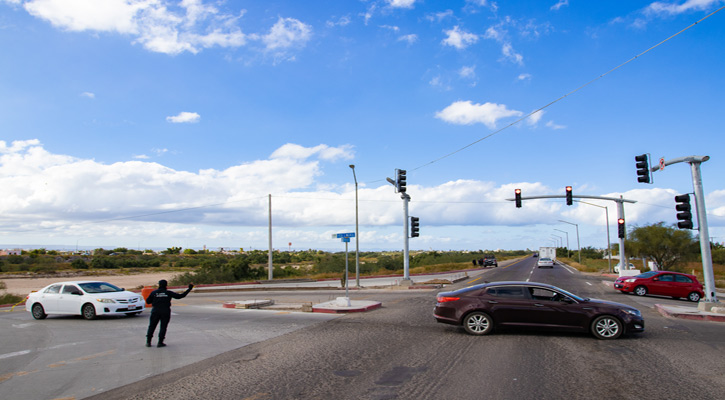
[145,280,193,347]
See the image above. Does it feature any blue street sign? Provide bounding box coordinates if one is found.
[342,237,350,242]
[335,232,355,238]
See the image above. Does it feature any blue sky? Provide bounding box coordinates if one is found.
[1,0,724,252]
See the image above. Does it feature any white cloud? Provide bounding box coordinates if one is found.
[442,26,479,49]
[526,110,544,126]
[14,0,311,59]
[501,43,523,65]
[550,0,569,11]
[459,66,476,79]
[262,17,312,50]
[388,0,416,8]
[166,111,200,123]
[398,33,418,44]
[435,100,523,128]
[1,140,722,250]
[546,120,566,130]
[80,91,95,99]
[326,15,351,28]
[517,73,532,81]
[645,0,722,15]
[426,10,454,22]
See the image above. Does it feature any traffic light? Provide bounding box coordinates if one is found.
[397,169,407,193]
[617,218,626,239]
[565,186,573,206]
[675,194,693,229]
[410,216,419,237]
[635,154,651,184]
[514,189,522,208]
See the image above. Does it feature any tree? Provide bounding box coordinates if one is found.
[628,222,695,271]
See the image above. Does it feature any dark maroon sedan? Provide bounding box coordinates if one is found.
[614,271,704,302]
[434,281,644,340]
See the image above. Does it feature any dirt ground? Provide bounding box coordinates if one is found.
[1,272,180,295]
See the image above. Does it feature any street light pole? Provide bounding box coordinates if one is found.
[349,165,360,287]
[576,201,613,273]
[559,220,581,264]
[552,234,563,249]
[554,229,569,259]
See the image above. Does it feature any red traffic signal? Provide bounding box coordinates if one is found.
[565,186,573,206]
[617,218,626,239]
[515,188,522,208]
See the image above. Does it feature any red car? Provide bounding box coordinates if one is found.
[614,271,704,302]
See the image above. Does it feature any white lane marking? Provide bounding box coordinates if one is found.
[586,282,592,286]
[562,265,576,274]
[0,349,31,360]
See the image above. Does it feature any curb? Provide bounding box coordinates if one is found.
[312,302,382,314]
[654,304,725,322]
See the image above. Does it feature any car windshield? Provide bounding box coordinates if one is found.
[636,271,659,279]
[540,258,551,261]
[78,282,123,293]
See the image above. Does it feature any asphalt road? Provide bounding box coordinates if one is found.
[88,256,725,400]
[3,257,725,400]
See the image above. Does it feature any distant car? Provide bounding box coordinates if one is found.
[537,257,554,268]
[613,263,636,273]
[533,253,538,257]
[26,281,145,320]
[483,256,498,267]
[614,271,704,302]
[434,281,644,340]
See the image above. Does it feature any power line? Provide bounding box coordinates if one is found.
[407,5,725,173]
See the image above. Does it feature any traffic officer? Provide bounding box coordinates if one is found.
[145,280,194,347]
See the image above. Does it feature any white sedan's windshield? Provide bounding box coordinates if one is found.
[79,282,123,293]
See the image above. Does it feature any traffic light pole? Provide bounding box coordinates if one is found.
[652,156,716,303]
[507,194,636,273]
[402,193,411,281]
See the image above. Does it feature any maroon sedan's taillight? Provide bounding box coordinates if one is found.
[437,296,460,303]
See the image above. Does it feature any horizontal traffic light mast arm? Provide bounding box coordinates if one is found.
[650,155,710,173]
[505,195,636,204]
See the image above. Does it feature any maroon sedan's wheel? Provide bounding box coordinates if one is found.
[591,315,622,340]
[688,292,701,302]
[463,312,493,336]
[634,286,648,296]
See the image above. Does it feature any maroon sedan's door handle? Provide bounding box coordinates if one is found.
[488,300,498,304]
[534,303,544,307]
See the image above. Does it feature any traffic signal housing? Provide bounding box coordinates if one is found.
[565,186,573,206]
[675,194,693,229]
[397,169,407,193]
[410,216,419,237]
[515,189,522,208]
[635,154,651,184]
[617,218,626,239]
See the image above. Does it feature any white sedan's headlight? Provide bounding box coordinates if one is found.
[96,298,116,303]
[625,279,636,283]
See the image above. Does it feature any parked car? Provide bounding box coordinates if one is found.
[483,255,498,267]
[434,281,644,340]
[537,257,554,268]
[613,263,636,273]
[614,271,704,302]
[26,281,145,320]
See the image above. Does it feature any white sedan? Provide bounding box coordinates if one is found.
[537,257,555,268]
[26,281,145,320]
